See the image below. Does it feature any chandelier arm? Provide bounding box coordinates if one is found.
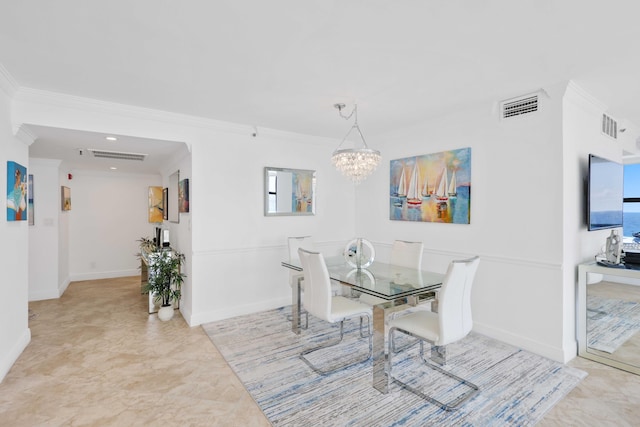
[354,124,369,148]
[333,123,358,152]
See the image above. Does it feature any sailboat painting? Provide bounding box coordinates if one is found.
[390,147,471,223]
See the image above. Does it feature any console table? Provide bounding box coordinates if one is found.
[577,262,640,375]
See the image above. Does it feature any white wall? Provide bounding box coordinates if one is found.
[28,158,62,300]
[0,70,30,382]
[63,170,162,281]
[187,129,355,325]
[161,149,192,319]
[355,84,569,361]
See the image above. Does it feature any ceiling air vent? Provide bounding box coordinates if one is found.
[87,149,147,161]
[501,95,539,119]
[601,113,618,139]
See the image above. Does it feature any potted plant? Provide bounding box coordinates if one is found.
[143,249,186,321]
[137,236,157,254]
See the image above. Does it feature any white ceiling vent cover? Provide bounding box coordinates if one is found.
[602,113,618,139]
[501,95,539,119]
[87,148,147,161]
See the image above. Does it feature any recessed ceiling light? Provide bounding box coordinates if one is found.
[109,166,118,170]
[105,136,117,141]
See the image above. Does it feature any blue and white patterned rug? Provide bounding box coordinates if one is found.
[587,295,640,353]
[202,306,586,427]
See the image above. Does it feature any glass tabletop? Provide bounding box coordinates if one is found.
[283,256,444,300]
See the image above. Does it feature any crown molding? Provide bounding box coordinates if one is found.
[12,87,335,146]
[14,123,36,146]
[0,63,18,98]
[565,80,608,114]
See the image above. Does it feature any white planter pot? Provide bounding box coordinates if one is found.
[158,305,174,321]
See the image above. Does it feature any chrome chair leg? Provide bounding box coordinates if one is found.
[429,344,447,365]
[359,316,371,338]
[287,310,308,329]
[300,315,372,375]
[387,327,479,411]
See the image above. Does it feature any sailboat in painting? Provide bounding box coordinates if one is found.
[397,168,407,197]
[422,174,430,198]
[448,170,457,198]
[406,164,422,207]
[392,167,407,207]
[435,167,449,202]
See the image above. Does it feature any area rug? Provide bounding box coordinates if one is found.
[202,307,586,427]
[587,295,640,353]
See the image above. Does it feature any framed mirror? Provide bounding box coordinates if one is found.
[578,263,640,375]
[264,167,315,216]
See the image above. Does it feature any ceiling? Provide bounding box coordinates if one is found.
[1,1,640,173]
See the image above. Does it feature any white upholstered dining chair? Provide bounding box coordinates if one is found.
[387,256,480,411]
[298,248,373,375]
[287,236,314,328]
[288,235,314,289]
[359,240,424,306]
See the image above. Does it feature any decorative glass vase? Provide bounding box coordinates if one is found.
[343,238,375,269]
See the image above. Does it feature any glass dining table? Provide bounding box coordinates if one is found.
[282,256,444,393]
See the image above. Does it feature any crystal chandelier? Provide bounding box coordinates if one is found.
[331,103,381,185]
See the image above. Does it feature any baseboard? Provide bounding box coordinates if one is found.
[189,296,291,327]
[0,328,31,383]
[29,289,61,301]
[473,321,568,363]
[69,269,139,282]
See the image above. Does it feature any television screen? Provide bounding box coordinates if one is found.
[588,154,623,231]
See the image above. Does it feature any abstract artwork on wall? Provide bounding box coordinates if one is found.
[163,188,168,220]
[61,186,71,211]
[178,179,189,213]
[28,174,34,225]
[390,147,471,223]
[7,161,27,221]
[148,186,163,223]
[292,170,314,213]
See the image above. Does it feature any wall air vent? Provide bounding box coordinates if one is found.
[501,95,539,119]
[601,113,618,139]
[87,149,147,161]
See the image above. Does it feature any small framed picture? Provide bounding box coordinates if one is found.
[61,186,71,211]
[163,187,169,220]
[179,178,189,213]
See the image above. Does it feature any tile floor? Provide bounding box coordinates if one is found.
[0,276,639,426]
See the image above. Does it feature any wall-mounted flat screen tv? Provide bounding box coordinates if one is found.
[588,154,623,231]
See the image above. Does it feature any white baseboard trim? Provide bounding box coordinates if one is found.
[0,328,31,383]
[29,289,61,301]
[59,277,71,297]
[189,296,291,327]
[473,321,568,363]
[69,269,139,282]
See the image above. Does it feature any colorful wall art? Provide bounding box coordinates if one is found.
[178,178,189,213]
[7,161,27,221]
[148,186,163,223]
[163,188,168,220]
[292,170,313,213]
[28,174,34,225]
[390,147,471,223]
[61,186,72,211]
